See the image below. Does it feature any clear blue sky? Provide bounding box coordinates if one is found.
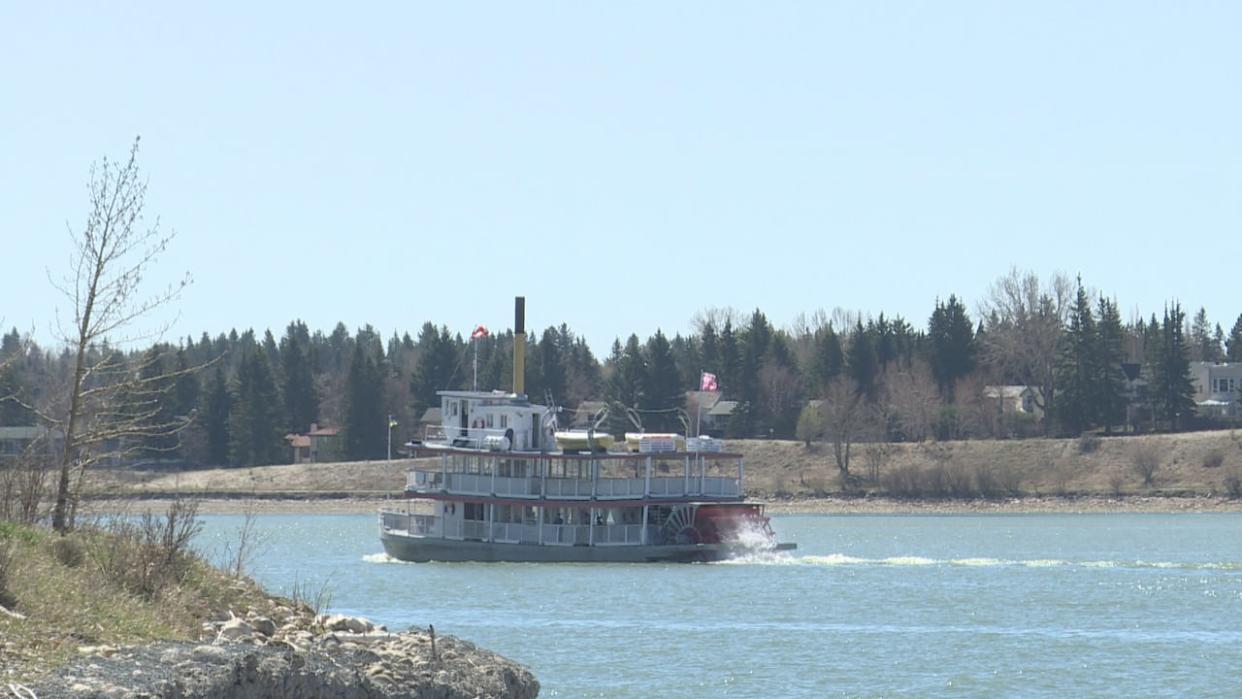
[2,2,1239,353]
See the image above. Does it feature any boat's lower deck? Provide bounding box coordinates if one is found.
[379,528,779,563]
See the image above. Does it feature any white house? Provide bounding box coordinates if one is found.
[983,385,1042,417]
[1189,362,1242,418]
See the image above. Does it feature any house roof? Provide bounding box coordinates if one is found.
[308,425,339,437]
[706,400,738,417]
[419,407,442,424]
[983,385,1032,399]
[685,391,721,411]
[286,435,311,448]
[0,426,49,440]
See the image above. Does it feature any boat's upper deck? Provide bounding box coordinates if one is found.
[405,446,745,502]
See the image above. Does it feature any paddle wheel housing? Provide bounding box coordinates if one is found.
[691,503,775,545]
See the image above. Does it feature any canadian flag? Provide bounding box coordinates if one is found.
[699,371,719,392]
[471,325,489,340]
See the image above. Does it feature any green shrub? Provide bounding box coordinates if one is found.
[0,540,14,609]
[1132,446,1160,487]
[51,536,85,568]
[88,499,203,598]
[1078,434,1102,454]
[1225,470,1242,499]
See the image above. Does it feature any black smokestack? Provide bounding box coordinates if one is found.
[513,296,526,395]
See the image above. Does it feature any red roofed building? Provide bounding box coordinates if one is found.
[286,423,342,463]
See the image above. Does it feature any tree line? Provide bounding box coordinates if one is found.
[3,271,1241,469]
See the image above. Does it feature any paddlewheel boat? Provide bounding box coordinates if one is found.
[378,298,795,563]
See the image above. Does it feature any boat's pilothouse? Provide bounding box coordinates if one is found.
[380,296,795,562]
[428,390,554,452]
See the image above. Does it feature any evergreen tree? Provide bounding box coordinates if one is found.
[669,333,701,393]
[872,314,896,369]
[812,324,844,392]
[410,323,459,416]
[0,330,34,426]
[846,320,877,399]
[136,348,179,456]
[203,365,231,466]
[1190,307,1222,362]
[535,326,567,403]
[280,320,318,433]
[229,346,284,466]
[1054,280,1098,435]
[1094,297,1128,433]
[172,349,199,418]
[642,330,683,432]
[604,335,646,435]
[1148,304,1197,431]
[927,295,975,402]
[699,321,720,377]
[719,319,739,395]
[343,340,386,460]
[1227,314,1242,361]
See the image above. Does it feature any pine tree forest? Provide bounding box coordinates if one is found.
[2,272,1239,468]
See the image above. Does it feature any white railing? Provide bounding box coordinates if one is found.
[462,520,488,540]
[424,424,506,448]
[408,469,444,490]
[592,524,644,545]
[541,524,590,546]
[408,469,540,497]
[493,476,539,498]
[702,476,740,497]
[594,478,646,499]
[380,510,408,531]
[408,468,740,499]
[543,478,594,498]
[380,511,443,537]
[648,477,687,496]
[490,522,540,543]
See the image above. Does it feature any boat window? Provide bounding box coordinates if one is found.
[500,415,508,428]
[451,402,458,417]
[487,414,494,428]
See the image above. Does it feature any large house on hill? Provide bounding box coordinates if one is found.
[1190,361,1242,418]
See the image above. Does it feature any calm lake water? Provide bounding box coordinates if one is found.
[195,514,1242,698]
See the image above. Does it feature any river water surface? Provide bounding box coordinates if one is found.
[195,514,1242,697]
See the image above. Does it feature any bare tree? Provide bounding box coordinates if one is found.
[881,358,941,443]
[690,306,744,335]
[47,137,191,533]
[977,268,1071,435]
[821,377,865,477]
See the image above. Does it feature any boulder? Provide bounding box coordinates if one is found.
[217,617,254,642]
[250,615,278,637]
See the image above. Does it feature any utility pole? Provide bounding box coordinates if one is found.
[387,414,397,461]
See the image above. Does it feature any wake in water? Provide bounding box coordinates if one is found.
[718,552,1242,571]
[363,552,412,565]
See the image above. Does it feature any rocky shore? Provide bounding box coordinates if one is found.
[21,611,538,699]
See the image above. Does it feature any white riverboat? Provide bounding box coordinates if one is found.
[378,298,794,563]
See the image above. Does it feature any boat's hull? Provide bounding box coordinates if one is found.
[380,529,786,563]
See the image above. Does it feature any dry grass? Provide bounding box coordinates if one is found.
[79,430,1242,503]
[0,517,277,682]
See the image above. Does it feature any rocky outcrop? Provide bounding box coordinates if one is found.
[25,613,538,699]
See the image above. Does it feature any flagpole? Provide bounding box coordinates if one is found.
[473,339,478,391]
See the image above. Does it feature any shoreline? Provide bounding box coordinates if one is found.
[83,493,1242,517]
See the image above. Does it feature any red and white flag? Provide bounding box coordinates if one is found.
[471,325,489,340]
[699,371,718,392]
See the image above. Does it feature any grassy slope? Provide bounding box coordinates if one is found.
[0,520,278,682]
[81,430,1242,500]
[737,429,1242,498]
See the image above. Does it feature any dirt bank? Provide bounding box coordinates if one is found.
[81,430,1242,514]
